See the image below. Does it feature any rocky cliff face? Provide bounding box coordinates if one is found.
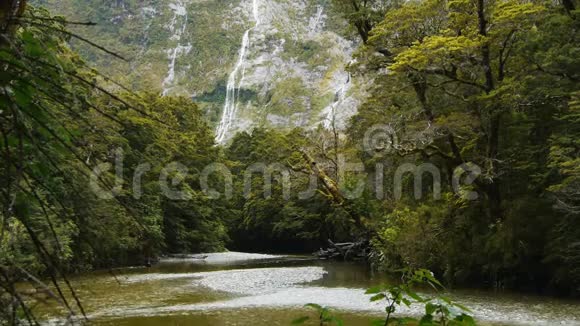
[40,0,365,143]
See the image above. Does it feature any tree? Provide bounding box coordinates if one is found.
[331,0,400,43]
[345,0,580,292]
[0,2,232,322]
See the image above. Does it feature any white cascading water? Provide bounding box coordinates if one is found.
[162,0,192,96]
[322,72,351,130]
[308,5,325,38]
[215,0,261,144]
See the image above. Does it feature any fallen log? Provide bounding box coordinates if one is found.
[314,239,368,261]
[166,254,209,260]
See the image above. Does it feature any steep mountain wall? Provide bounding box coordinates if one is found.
[37,0,366,142]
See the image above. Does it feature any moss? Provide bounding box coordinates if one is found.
[267,77,311,116]
[281,40,325,67]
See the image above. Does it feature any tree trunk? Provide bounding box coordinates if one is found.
[0,0,26,36]
[298,148,369,231]
[0,1,14,31]
[477,0,503,221]
[300,149,344,205]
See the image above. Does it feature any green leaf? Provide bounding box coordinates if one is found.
[366,286,384,294]
[453,314,476,325]
[405,289,424,302]
[304,303,323,310]
[425,302,438,315]
[370,293,386,302]
[439,296,452,304]
[452,302,472,313]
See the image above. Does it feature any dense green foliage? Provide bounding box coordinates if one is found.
[224,128,359,252]
[339,0,580,295]
[0,3,231,320]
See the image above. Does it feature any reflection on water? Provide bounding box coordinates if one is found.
[40,252,580,326]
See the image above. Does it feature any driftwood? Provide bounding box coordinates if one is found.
[314,239,368,261]
[166,254,208,260]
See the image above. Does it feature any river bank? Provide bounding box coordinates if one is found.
[39,252,580,325]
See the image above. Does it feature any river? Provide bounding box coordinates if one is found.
[41,252,580,325]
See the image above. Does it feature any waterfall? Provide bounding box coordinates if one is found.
[322,72,351,130]
[308,5,325,37]
[215,0,261,144]
[162,0,191,96]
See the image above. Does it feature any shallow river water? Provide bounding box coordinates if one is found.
[42,252,580,325]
